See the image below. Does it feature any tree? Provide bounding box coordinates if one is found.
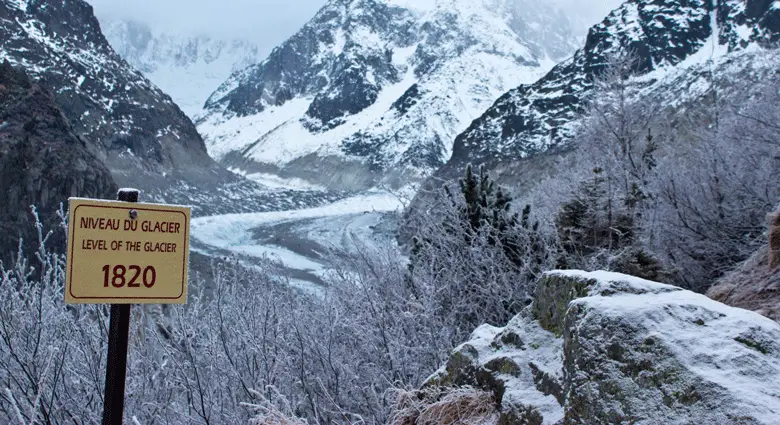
[406,165,555,334]
[554,49,664,279]
[649,72,780,291]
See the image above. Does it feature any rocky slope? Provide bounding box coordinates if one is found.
[441,0,780,176]
[0,61,117,265]
[102,19,262,118]
[0,0,222,185]
[410,270,780,424]
[198,0,584,190]
[708,207,780,323]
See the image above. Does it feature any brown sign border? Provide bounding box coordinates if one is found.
[67,202,189,302]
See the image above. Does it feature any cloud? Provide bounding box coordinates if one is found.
[86,0,624,58]
[86,0,327,46]
[547,0,625,33]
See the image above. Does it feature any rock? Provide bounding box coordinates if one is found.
[0,62,117,265]
[498,404,544,425]
[423,313,565,424]
[406,270,780,424]
[556,271,780,424]
[707,209,780,323]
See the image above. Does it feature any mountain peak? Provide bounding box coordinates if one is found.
[197,0,583,190]
[440,0,780,175]
[101,18,262,118]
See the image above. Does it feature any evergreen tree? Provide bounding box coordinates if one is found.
[556,164,664,280]
[405,164,556,331]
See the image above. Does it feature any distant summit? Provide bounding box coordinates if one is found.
[102,19,262,118]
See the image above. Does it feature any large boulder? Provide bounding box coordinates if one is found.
[414,270,780,425]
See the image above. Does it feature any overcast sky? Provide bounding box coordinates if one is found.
[87,0,327,54]
[86,0,622,56]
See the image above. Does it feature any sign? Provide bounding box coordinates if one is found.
[65,198,191,304]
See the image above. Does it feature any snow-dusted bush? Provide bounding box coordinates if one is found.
[526,50,780,292]
[649,77,780,291]
[404,166,557,337]
[0,208,458,424]
[0,207,108,423]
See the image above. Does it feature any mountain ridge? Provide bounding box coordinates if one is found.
[440,0,780,176]
[0,0,221,185]
[198,0,585,190]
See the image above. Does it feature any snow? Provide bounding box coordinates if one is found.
[558,270,780,424]
[220,243,324,272]
[432,310,565,424]
[547,269,681,295]
[464,318,565,424]
[332,29,346,56]
[226,167,327,191]
[198,0,580,180]
[101,19,261,118]
[190,190,404,273]
[383,0,437,14]
[192,190,402,232]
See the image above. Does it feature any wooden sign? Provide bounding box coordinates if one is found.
[65,198,191,304]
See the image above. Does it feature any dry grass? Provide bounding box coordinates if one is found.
[388,386,499,425]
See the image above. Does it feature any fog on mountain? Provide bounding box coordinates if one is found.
[0,0,778,423]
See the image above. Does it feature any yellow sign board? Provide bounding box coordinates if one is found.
[65,198,191,304]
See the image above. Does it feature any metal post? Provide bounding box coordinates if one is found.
[102,188,139,425]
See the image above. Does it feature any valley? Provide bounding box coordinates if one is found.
[1,0,779,423]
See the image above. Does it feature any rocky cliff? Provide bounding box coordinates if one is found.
[441,0,780,177]
[0,0,221,185]
[401,270,780,424]
[0,61,117,266]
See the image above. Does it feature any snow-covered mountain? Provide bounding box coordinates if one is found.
[198,0,586,190]
[102,19,262,118]
[0,0,220,184]
[442,0,780,175]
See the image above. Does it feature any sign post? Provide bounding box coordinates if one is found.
[65,189,190,424]
[103,188,137,425]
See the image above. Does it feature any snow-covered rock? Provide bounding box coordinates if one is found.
[102,19,262,118]
[198,0,585,190]
[420,270,780,424]
[441,0,780,175]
